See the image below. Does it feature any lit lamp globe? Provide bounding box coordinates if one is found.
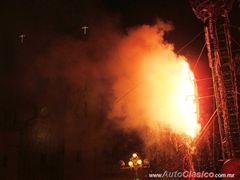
[137,159,142,166]
[132,153,137,158]
[128,161,134,168]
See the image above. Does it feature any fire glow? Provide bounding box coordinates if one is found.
[110,22,200,139]
[174,61,199,138]
[140,55,200,138]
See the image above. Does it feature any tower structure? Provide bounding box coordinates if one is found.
[190,0,240,160]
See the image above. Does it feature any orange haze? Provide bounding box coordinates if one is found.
[109,21,200,139]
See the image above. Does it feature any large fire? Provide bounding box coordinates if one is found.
[140,55,200,138]
[110,22,200,139]
[173,60,199,138]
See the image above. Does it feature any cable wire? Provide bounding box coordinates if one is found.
[192,109,218,146]
[231,36,240,49]
[193,43,206,72]
[230,25,240,31]
[114,32,204,104]
[176,31,203,54]
[114,82,141,104]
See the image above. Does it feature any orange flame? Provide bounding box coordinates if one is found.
[141,56,200,138]
[174,61,199,138]
[110,22,200,139]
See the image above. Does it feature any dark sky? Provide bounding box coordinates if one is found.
[1,0,239,42]
[1,1,240,126]
[1,0,204,49]
[1,0,239,76]
[0,0,218,111]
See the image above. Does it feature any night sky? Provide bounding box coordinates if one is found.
[0,0,240,179]
[1,0,239,80]
[1,0,204,56]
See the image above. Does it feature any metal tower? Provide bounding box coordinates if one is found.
[190,0,240,159]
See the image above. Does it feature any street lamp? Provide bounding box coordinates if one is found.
[120,153,149,180]
[129,153,142,180]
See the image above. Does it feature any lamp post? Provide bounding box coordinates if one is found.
[120,153,149,180]
[128,153,142,180]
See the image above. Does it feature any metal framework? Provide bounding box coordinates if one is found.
[190,0,240,159]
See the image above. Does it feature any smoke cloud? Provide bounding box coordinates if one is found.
[109,21,200,142]
[9,17,199,174]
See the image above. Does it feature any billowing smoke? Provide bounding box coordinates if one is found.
[109,21,200,145]
[9,17,200,174]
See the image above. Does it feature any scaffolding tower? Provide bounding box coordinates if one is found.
[190,0,240,160]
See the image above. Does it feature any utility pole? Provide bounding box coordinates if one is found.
[19,34,26,44]
[82,26,88,35]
